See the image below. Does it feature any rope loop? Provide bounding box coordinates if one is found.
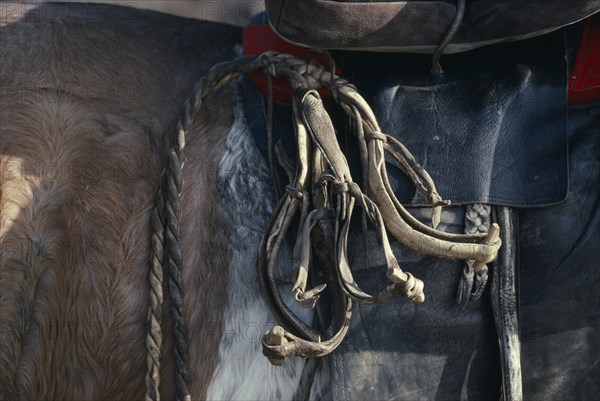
[146,49,503,399]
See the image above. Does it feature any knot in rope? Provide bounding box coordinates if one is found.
[285,185,305,199]
[366,131,388,143]
[146,50,503,401]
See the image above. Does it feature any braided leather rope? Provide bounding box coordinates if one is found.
[144,56,262,401]
[145,175,166,401]
[457,204,492,306]
[145,51,502,398]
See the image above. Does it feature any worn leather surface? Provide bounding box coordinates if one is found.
[243,22,599,400]
[518,103,600,401]
[331,208,501,401]
[323,102,600,401]
[244,31,568,207]
[338,31,568,207]
[266,0,600,52]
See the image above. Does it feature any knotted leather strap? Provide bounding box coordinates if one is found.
[149,51,502,378]
[248,52,501,363]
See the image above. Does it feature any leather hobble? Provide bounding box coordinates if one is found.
[147,51,503,393]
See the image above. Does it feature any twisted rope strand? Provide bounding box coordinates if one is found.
[145,178,167,401]
[144,55,263,400]
[146,51,503,396]
[164,120,191,401]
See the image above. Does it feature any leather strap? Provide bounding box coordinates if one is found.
[250,52,501,362]
[492,207,523,401]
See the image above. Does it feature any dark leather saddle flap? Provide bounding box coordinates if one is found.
[243,30,568,207]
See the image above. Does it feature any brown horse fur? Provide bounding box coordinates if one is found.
[0,3,245,399]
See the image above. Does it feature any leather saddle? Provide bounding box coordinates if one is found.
[243,8,600,401]
[265,0,600,53]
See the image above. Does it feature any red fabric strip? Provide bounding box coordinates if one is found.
[569,15,600,105]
